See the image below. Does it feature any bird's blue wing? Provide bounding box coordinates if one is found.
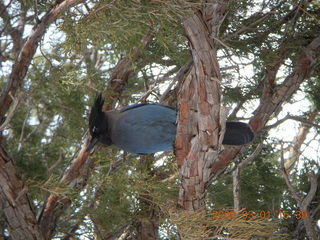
[120,103,175,113]
[112,104,177,154]
[120,103,150,113]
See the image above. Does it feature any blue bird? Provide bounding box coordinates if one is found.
[86,94,254,154]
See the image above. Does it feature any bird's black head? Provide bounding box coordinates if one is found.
[86,94,112,152]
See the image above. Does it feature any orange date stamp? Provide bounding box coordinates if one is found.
[211,210,309,220]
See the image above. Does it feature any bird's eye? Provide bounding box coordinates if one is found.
[92,126,99,134]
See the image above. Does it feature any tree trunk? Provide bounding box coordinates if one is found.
[176,1,229,210]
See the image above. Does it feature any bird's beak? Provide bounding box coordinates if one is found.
[85,137,98,153]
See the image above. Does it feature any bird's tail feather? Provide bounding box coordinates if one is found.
[222,122,254,145]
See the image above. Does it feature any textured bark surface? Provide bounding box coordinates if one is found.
[176,1,229,210]
[0,145,43,240]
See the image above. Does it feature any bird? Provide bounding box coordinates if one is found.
[86,94,254,154]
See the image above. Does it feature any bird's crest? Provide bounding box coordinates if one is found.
[89,93,106,138]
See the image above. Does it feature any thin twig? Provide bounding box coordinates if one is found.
[280,143,301,202]
[291,0,320,23]
[48,152,65,177]
[224,144,264,176]
[264,113,320,130]
[237,143,263,169]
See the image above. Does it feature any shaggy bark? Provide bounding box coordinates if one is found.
[176,1,229,210]
[0,146,43,240]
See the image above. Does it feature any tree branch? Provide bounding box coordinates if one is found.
[233,143,263,211]
[104,29,154,110]
[160,60,193,107]
[225,0,308,43]
[0,93,19,131]
[264,112,320,130]
[0,1,24,55]
[285,111,318,172]
[0,0,82,124]
[210,34,320,179]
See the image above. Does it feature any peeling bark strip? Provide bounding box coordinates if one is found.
[176,2,229,211]
[0,145,43,240]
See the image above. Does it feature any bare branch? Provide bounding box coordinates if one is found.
[280,145,319,240]
[0,93,19,131]
[280,145,302,203]
[286,111,318,172]
[160,60,193,107]
[137,66,180,102]
[47,152,65,177]
[238,143,263,169]
[232,144,263,211]
[287,115,320,129]
[264,112,320,130]
[301,173,318,211]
